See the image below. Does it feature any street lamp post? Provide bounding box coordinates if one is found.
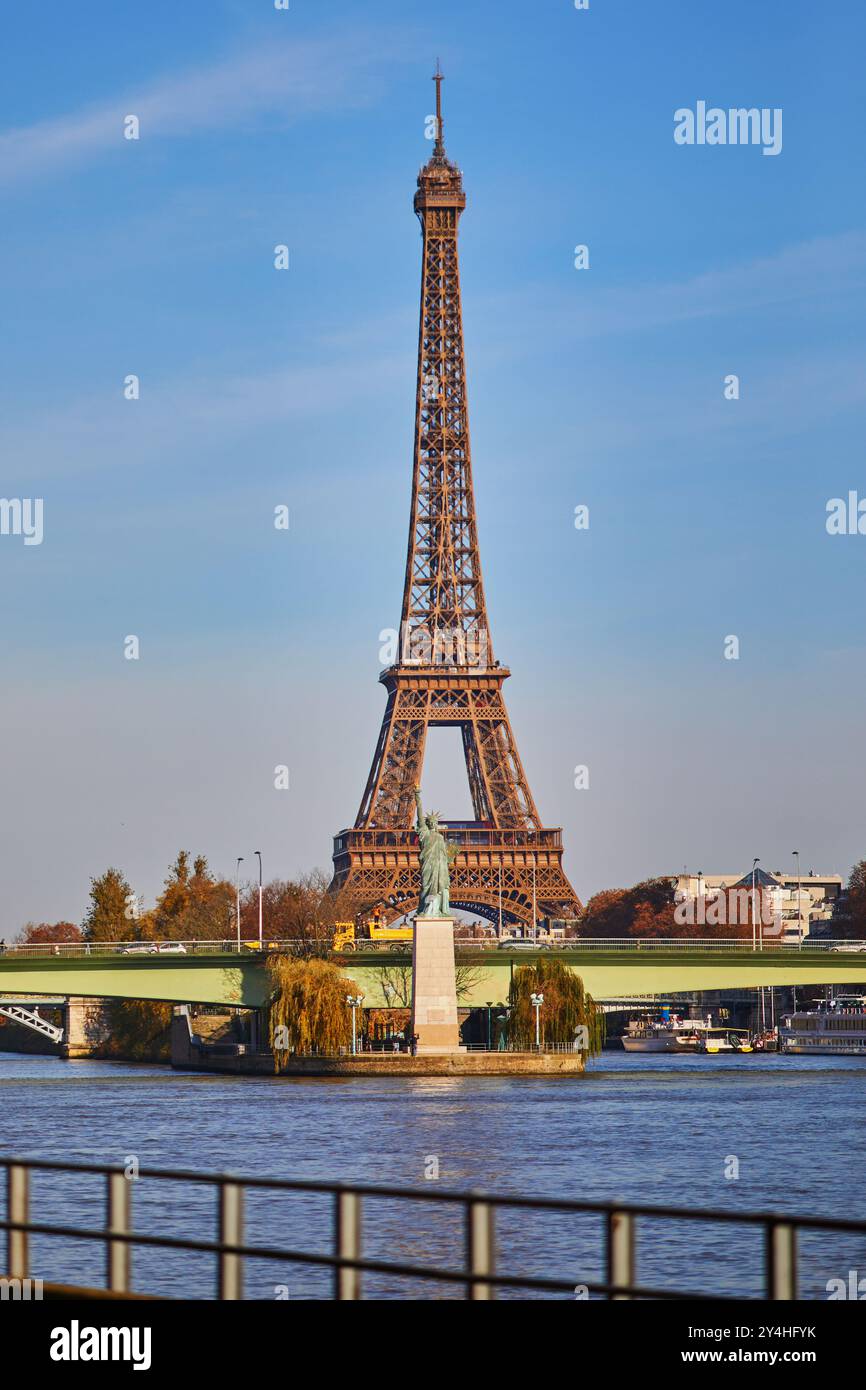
[346,994,364,1055]
[530,991,544,1049]
[793,850,803,949]
[254,850,263,947]
[751,857,760,953]
[486,1000,493,1051]
[235,857,244,950]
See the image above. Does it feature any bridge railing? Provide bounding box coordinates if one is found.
[0,939,276,959]
[484,937,864,953]
[1,937,863,958]
[2,1155,865,1300]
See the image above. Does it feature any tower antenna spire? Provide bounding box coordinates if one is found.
[433,59,445,152]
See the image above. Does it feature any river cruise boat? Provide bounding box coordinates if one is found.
[622,1017,754,1054]
[622,1017,713,1053]
[779,995,866,1056]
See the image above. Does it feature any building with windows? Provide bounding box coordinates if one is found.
[671,869,843,941]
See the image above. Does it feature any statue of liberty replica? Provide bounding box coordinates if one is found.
[413,786,460,917]
[410,786,463,1052]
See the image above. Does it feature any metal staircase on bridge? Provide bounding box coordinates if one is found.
[0,1003,64,1043]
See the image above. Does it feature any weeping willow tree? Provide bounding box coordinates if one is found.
[267,955,362,1070]
[507,958,604,1056]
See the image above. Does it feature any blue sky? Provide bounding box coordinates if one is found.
[2,0,865,930]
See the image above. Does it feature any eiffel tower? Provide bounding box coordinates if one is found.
[330,69,581,929]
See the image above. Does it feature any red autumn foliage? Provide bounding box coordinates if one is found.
[16,921,82,944]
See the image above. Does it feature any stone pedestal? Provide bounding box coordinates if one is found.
[410,916,463,1055]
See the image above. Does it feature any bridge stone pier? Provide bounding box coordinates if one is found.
[62,997,108,1058]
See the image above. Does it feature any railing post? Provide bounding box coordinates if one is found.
[218,1180,244,1300]
[6,1164,29,1280]
[466,1198,496,1300]
[334,1190,362,1300]
[106,1171,131,1293]
[766,1221,797,1300]
[607,1209,634,1299]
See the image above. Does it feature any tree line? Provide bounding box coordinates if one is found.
[16,854,353,947]
[15,858,866,944]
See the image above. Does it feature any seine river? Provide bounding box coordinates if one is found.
[2,1052,864,1300]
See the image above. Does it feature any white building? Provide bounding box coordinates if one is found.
[671,869,843,941]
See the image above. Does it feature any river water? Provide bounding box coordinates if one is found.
[1,1051,864,1299]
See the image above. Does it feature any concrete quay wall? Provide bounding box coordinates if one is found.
[171,1009,585,1076]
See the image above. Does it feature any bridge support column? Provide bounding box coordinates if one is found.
[171,1006,196,1067]
[248,1009,265,1051]
[61,997,107,1058]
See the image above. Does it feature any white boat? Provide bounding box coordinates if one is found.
[622,1016,714,1053]
[780,995,866,1055]
[698,1027,753,1054]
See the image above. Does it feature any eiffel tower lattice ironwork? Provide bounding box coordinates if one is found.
[330,70,581,929]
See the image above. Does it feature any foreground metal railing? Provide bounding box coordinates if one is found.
[1,937,862,959]
[2,1156,865,1300]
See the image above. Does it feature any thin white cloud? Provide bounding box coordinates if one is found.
[0,30,411,184]
[573,231,866,337]
[474,231,866,346]
[3,232,865,485]
[0,346,410,483]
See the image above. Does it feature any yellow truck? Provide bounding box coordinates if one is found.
[333,920,413,952]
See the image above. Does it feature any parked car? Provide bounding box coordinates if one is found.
[496,938,547,950]
[119,942,187,955]
[830,942,866,953]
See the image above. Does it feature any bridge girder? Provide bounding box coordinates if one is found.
[0,949,864,1011]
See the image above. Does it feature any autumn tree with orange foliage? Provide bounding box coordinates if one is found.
[840,860,866,938]
[580,878,681,938]
[238,868,354,953]
[580,877,757,940]
[16,921,82,945]
[139,851,234,941]
[82,867,136,941]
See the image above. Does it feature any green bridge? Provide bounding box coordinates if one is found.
[1,941,864,1010]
